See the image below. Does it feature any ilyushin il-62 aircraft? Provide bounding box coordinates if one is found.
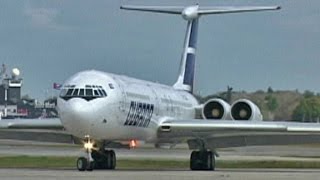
[5,4,320,171]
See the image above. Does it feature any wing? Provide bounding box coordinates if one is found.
[158,120,320,149]
[0,118,63,129]
[0,118,75,143]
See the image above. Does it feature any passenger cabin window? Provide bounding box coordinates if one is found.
[60,85,107,101]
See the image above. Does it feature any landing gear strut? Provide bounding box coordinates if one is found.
[77,136,94,171]
[190,150,215,171]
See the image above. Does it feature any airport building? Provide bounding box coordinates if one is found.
[0,67,23,118]
[0,64,57,119]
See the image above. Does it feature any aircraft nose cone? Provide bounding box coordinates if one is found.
[59,99,95,137]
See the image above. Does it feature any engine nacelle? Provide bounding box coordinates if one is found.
[230,99,263,121]
[202,98,231,120]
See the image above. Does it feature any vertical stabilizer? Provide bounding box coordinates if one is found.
[173,17,198,92]
[120,4,281,94]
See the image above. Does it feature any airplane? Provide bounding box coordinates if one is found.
[4,4,320,171]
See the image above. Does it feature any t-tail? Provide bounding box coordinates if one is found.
[121,4,281,93]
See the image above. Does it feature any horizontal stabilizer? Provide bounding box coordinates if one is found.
[198,6,281,15]
[120,5,183,14]
[120,5,281,16]
[121,4,280,93]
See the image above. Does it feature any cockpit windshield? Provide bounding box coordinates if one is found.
[59,85,107,101]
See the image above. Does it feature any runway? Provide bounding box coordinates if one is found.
[1,168,320,180]
[1,139,320,162]
[1,139,320,179]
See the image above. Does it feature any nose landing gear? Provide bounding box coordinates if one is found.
[77,136,117,171]
[77,136,95,171]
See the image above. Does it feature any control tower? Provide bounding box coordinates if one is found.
[0,66,22,118]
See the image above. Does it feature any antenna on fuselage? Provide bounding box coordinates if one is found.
[120,4,281,93]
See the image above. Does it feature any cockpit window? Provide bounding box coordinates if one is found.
[102,90,107,96]
[73,89,79,96]
[59,89,67,97]
[98,89,104,96]
[79,89,85,96]
[86,89,93,96]
[66,89,74,96]
[94,90,100,96]
[60,85,107,101]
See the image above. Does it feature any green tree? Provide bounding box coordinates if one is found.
[265,95,278,112]
[293,96,320,122]
[267,86,274,94]
[303,90,315,98]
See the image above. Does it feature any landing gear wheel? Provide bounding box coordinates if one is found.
[190,150,215,171]
[90,149,117,170]
[86,161,94,171]
[210,152,216,171]
[105,150,116,169]
[190,151,200,170]
[77,157,87,171]
[77,157,95,171]
[206,151,214,171]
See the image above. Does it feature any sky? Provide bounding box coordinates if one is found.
[0,0,319,100]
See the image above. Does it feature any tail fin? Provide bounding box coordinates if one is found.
[173,16,199,92]
[121,4,281,93]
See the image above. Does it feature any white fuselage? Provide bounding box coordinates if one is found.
[57,70,199,142]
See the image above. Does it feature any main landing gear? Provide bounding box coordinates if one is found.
[77,137,117,171]
[190,150,215,170]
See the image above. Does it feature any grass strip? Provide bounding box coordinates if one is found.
[1,156,320,169]
[217,160,320,169]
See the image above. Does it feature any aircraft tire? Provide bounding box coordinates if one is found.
[190,151,200,170]
[190,151,215,171]
[110,150,116,169]
[206,151,215,171]
[77,157,87,171]
[105,150,116,169]
[86,161,94,171]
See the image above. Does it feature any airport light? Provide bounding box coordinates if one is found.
[84,140,94,150]
[83,135,94,151]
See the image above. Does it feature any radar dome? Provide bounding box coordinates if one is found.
[12,68,20,77]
